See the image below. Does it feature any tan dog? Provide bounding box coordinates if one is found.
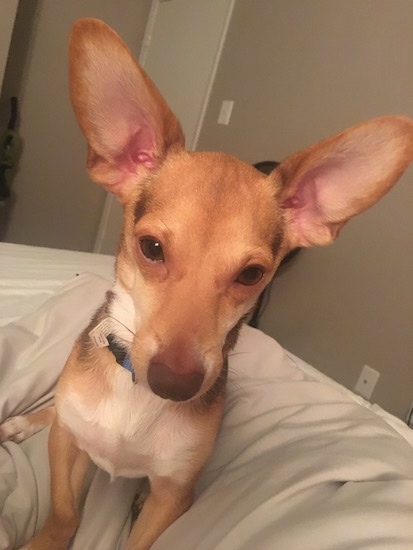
[1,18,413,550]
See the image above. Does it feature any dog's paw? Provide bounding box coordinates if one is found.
[0,415,35,443]
[0,408,54,443]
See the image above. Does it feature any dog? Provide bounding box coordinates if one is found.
[1,18,413,550]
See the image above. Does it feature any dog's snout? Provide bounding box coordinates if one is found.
[147,361,204,402]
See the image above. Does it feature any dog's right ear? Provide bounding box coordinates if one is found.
[69,18,185,201]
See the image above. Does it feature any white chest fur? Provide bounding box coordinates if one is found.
[58,369,200,482]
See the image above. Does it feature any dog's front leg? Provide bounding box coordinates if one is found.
[22,419,90,550]
[125,476,194,550]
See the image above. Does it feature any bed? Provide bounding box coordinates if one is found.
[1,241,413,550]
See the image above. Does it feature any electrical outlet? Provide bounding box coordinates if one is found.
[353,365,380,400]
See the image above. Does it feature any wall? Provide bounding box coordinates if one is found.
[0,0,18,93]
[197,0,413,419]
[0,1,37,130]
[2,0,151,251]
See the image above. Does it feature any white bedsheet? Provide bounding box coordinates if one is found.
[1,246,413,549]
[0,242,115,326]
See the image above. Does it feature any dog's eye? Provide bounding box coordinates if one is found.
[236,265,264,286]
[139,238,165,262]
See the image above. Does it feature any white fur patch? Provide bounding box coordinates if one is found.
[58,371,200,482]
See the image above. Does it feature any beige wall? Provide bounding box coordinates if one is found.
[198,0,413,419]
[0,0,18,92]
[2,0,151,251]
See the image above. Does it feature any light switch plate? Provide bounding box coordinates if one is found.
[217,100,234,125]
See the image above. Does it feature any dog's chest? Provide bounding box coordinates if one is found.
[58,370,199,481]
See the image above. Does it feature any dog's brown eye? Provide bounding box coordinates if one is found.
[236,265,264,286]
[140,238,164,262]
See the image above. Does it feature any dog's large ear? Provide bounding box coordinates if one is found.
[276,117,413,248]
[69,18,184,201]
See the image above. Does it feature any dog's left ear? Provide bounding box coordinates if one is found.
[276,116,413,248]
[69,18,185,201]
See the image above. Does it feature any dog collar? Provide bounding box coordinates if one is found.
[88,318,135,382]
[106,333,135,382]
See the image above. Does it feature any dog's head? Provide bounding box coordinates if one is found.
[69,19,413,402]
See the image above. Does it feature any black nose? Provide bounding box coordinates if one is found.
[147,362,204,401]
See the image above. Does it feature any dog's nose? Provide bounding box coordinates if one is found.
[147,361,204,401]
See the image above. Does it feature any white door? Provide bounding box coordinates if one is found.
[95,0,235,254]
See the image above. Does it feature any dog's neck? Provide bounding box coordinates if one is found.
[85,279,137,378]
[106,333,135,382]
